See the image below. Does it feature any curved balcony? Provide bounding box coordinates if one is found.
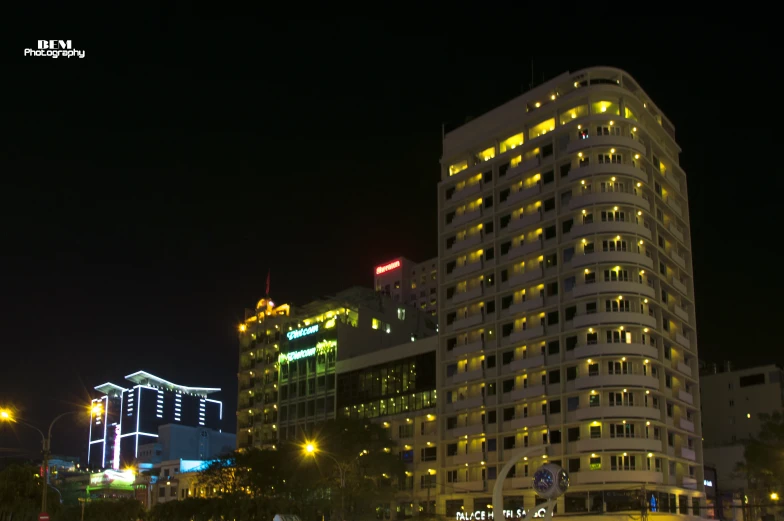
[502,354,545,374]
[449,285,484,305]
[452,452,484,465]
[447,233,484,254]
[569,470,663,485]
[446,339,485,360]
[446,260,483,281]
[450,423,483,438]
[445,395,484,413]
[501,384,545,403]
[572,280,655,299]
[569,192,651,212]
[444,313,483,334]
[572,311,657,329]
[445,207,482,232]
[503,324,545,345]
[571,220,652,240]
[566,134,646,156]
[570,162,647,184]
[503,414,546,432]
[574,437,662,453]
[446,367,484,386]
[571,250,654,270]
[500,296,545,318]
[575,405,661,421]
[567,342,657,361]
[570,373,659,391]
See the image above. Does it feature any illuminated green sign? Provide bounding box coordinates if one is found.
[286,324,319,341]
[279,340,336,364]
[88,470,135,491]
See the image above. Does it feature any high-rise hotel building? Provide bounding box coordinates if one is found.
[89,371,224,470]
[437,67,702,517]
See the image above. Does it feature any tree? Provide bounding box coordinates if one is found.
[306,418,405,521]
[736,412,784,521]
[0,464,62,520]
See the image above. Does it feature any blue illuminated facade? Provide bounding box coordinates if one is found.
[89,371,223,470]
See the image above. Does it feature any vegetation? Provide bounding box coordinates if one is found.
[735,411,784,521]
[0,419,404,521]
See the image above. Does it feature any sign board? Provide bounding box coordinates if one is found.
[286,324,318,341]
[39,514,50,521]
[375,260,401,275]
[89,470,134,489]
[455,508,549,520]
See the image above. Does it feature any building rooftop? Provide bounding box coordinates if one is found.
[124,371,221,396]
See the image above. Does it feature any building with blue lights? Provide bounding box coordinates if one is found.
[89,371,224,470]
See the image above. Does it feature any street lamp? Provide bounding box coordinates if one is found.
[303,441,368,521]
[0,407,83,516]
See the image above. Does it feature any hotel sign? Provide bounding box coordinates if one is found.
[286,324,318,341]
[375,260,401,275]
[455,508,549,520]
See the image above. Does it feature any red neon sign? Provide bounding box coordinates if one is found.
[375,260,401,275]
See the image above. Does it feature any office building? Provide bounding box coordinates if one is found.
[375,257,439,316]
[137,423,235,464]
[700,364,784,446]
[238,286,437,449]
[89,371,224,469]
[701,364,784,500]
[438,66,702,517]
[337,335,439,518]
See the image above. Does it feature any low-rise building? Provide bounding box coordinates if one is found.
[137,424,235,464]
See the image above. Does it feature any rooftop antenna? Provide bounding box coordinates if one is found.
[530,59,534,90]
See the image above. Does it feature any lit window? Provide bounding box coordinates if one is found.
[500,133,524,152]
[449,160,468,176]
[476,146,495,162]
[528,118,555,140]
[397,308,406,321]
[372,318,381,330]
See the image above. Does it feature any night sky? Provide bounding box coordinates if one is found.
[1,16,778,459]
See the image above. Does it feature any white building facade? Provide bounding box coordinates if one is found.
[375,257,439,316]
[437,67,702,519]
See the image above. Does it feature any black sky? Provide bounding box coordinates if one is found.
[1,15,779,458]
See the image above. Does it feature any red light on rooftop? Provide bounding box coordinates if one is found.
[375,260,401,275]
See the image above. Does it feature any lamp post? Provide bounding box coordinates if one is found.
[1,407,88,515]
[304,442,368,521]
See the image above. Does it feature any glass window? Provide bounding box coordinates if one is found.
[591,100,620,115]
[500,133,524,152]
[449,160,468,176]
[559,104,589,125]
[529,118,556,140]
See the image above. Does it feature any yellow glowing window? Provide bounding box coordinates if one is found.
[523,147,540,161]
[510,155,522,167]
[449,160,468,176]
[591,100,620,115]
[559,105,589,125]
[372,318,381,330]
[528,118,555,140]
[476,146,495,162]
[624,106,637,121]
[500,133,524,152]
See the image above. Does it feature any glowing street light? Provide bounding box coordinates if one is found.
[91,404,104,415]
[305,443,315,454]
[771,492,779,501]
[0,405,89,517]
